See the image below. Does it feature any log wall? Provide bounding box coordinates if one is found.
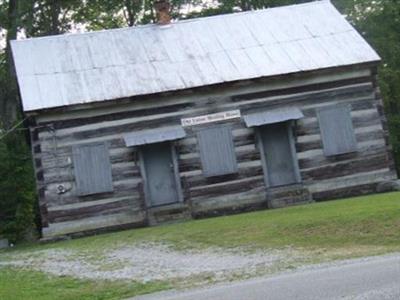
[29,65,397,238]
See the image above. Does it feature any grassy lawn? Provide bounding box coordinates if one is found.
[1,192,400,299]
[0,267,169,300]
[26,191,400,253]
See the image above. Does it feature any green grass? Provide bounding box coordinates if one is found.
[1,192,400,300]
[13,191,398,254]
[0,267,169,300]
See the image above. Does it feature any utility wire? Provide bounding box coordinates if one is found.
[0,116,30,140]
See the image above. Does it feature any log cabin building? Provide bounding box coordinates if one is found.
[11,1,398,238]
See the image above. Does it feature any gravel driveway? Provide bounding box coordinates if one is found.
[0,243,305,283]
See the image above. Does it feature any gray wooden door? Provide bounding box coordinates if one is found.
[141,143,179,207]
[259,122,299,187]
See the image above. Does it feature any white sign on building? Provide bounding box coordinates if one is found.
[181,110,241,127]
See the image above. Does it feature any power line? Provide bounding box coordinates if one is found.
[0,117,30,140]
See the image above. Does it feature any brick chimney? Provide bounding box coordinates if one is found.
[154,0,171,25]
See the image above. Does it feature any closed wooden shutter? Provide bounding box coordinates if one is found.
[318,105,357,156]
[73,143,113,196]
[197,126,238,177]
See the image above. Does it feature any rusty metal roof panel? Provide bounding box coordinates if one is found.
[11,1,380,112]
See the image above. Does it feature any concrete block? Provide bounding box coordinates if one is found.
[376,180,400,193]
[0,239,9,249]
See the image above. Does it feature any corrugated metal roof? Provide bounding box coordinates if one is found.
[11,1,380,112]
[244,107,304,127]
[123,126,186,146]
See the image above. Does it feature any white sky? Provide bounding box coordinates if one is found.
[0,29,5,49]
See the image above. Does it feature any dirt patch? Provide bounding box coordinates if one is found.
[0,243,305,283]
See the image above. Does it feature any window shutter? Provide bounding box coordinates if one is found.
[318,105,357,156]
[197,126,238,177]
[72,143,113,196]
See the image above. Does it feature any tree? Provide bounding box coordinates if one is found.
[0,130,36,242]
[72,0,192,30]
[0,0,19,127]
[0,0,79,242]
[349,0,400,172]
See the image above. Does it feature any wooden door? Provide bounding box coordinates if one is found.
[141,143,180,207]
[259,122,300,187]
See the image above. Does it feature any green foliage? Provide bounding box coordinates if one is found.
[0,129,36,242]
[211,0,309,13]
[72,0,199,29]
[13,0,83,37]
[184,0,311,18]
[345,0,400,172]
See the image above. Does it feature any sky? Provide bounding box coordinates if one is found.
[0,29,5,50]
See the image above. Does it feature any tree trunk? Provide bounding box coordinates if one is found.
[1,0,20,127]
[49,0,61,35]
[125,0,135,26]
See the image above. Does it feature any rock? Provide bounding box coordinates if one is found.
[376,180,400,193]
[0,238,9,249]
